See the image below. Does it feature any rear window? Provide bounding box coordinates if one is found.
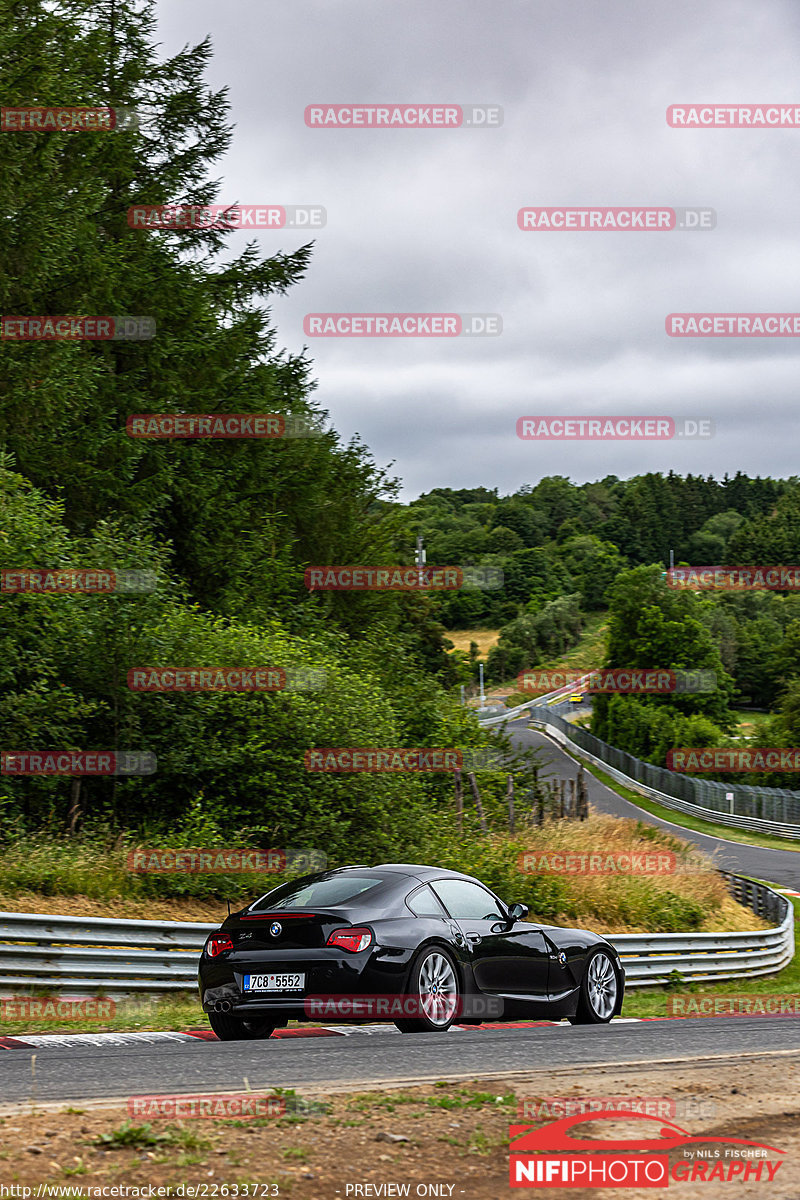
[250,873,389,912]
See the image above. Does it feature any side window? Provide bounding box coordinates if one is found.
[430,879,506,921]
[406,884,448,918]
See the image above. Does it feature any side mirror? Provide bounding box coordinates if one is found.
[507,902,529,923]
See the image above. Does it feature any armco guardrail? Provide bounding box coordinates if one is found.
[609,874,794,987]
[476,671,595,727]
[525,704,800,838]
[0,873,792,995]
[476,702,531,726]
[0,912,209,994]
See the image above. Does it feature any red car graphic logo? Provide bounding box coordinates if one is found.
[510,1110,784,1156]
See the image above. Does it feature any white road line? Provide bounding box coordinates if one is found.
[7,1017,643,1048]
[16,1031,199,1048]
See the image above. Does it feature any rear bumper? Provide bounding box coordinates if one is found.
[199,944,415,1016]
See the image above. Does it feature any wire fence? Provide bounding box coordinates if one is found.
[527,706,800,838]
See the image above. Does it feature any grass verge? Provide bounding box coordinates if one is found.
[0,993,207,1037]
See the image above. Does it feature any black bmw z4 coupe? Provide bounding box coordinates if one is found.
[198,864,625,1039]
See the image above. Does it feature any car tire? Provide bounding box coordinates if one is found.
[569,949,618,1025]
[394,946,460,1033]
[208,1009,276,1041]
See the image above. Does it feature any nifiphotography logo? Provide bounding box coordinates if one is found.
[508,1110,785,1187]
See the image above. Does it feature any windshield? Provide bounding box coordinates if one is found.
[249,872,389,912]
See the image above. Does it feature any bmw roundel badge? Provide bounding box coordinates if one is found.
[269,921,282,938]
[558,951,567,966]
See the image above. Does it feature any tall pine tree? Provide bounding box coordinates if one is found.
[0,0,400,627]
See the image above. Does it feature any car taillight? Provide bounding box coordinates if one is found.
[206,935,234,958]
[326,927,372,953]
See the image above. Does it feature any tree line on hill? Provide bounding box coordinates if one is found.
[4,1,800,850]
[413,479,800,789]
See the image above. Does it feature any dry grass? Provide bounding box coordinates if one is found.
[521,811,763,934]
[0,813,764,936]
[0,890,228,923]
[437,811,768,935]
[444,628,501,657]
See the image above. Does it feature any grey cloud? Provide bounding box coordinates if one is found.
[155,0,800,498]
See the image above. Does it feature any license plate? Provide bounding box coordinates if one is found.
[243,973,305,992]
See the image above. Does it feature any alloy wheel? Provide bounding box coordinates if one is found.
[587,951,617,1020]
[418,950,459,1026]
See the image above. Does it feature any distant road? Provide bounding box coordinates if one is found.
[507,717,800,890]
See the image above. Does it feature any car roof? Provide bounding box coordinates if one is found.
[354,863,484,884]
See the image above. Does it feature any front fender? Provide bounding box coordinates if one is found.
[540,926,623,1007]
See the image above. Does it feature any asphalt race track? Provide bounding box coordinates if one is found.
[2,1019,800,1107]
[507,717,800,889]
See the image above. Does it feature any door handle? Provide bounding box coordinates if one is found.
[467,933,482,944]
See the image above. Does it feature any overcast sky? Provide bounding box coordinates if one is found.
[154,0,800,501]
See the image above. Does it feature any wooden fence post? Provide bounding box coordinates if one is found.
[67,778,82,835]
[454,769,463,834]
[467,772,488,834]
[507,775,515,833]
